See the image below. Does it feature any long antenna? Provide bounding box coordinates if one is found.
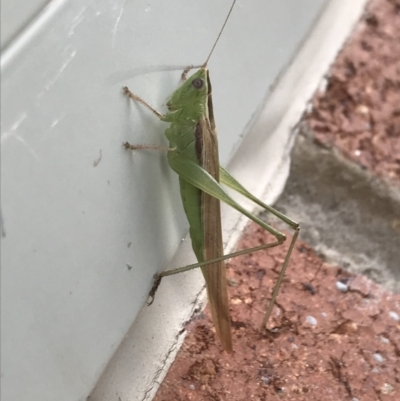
[202,0,237,67]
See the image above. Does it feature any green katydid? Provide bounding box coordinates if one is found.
[123,0,299,353]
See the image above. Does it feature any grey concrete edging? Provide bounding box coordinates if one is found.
[275,127,400,294]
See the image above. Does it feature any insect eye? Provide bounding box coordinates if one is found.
[191,78,204,89]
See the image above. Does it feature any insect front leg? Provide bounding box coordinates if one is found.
[181,65,193,81]
[123,87,175,151]
[123,86,164,119]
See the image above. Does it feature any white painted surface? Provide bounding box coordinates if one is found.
[0,0,367,400]
[1,0,51,48]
